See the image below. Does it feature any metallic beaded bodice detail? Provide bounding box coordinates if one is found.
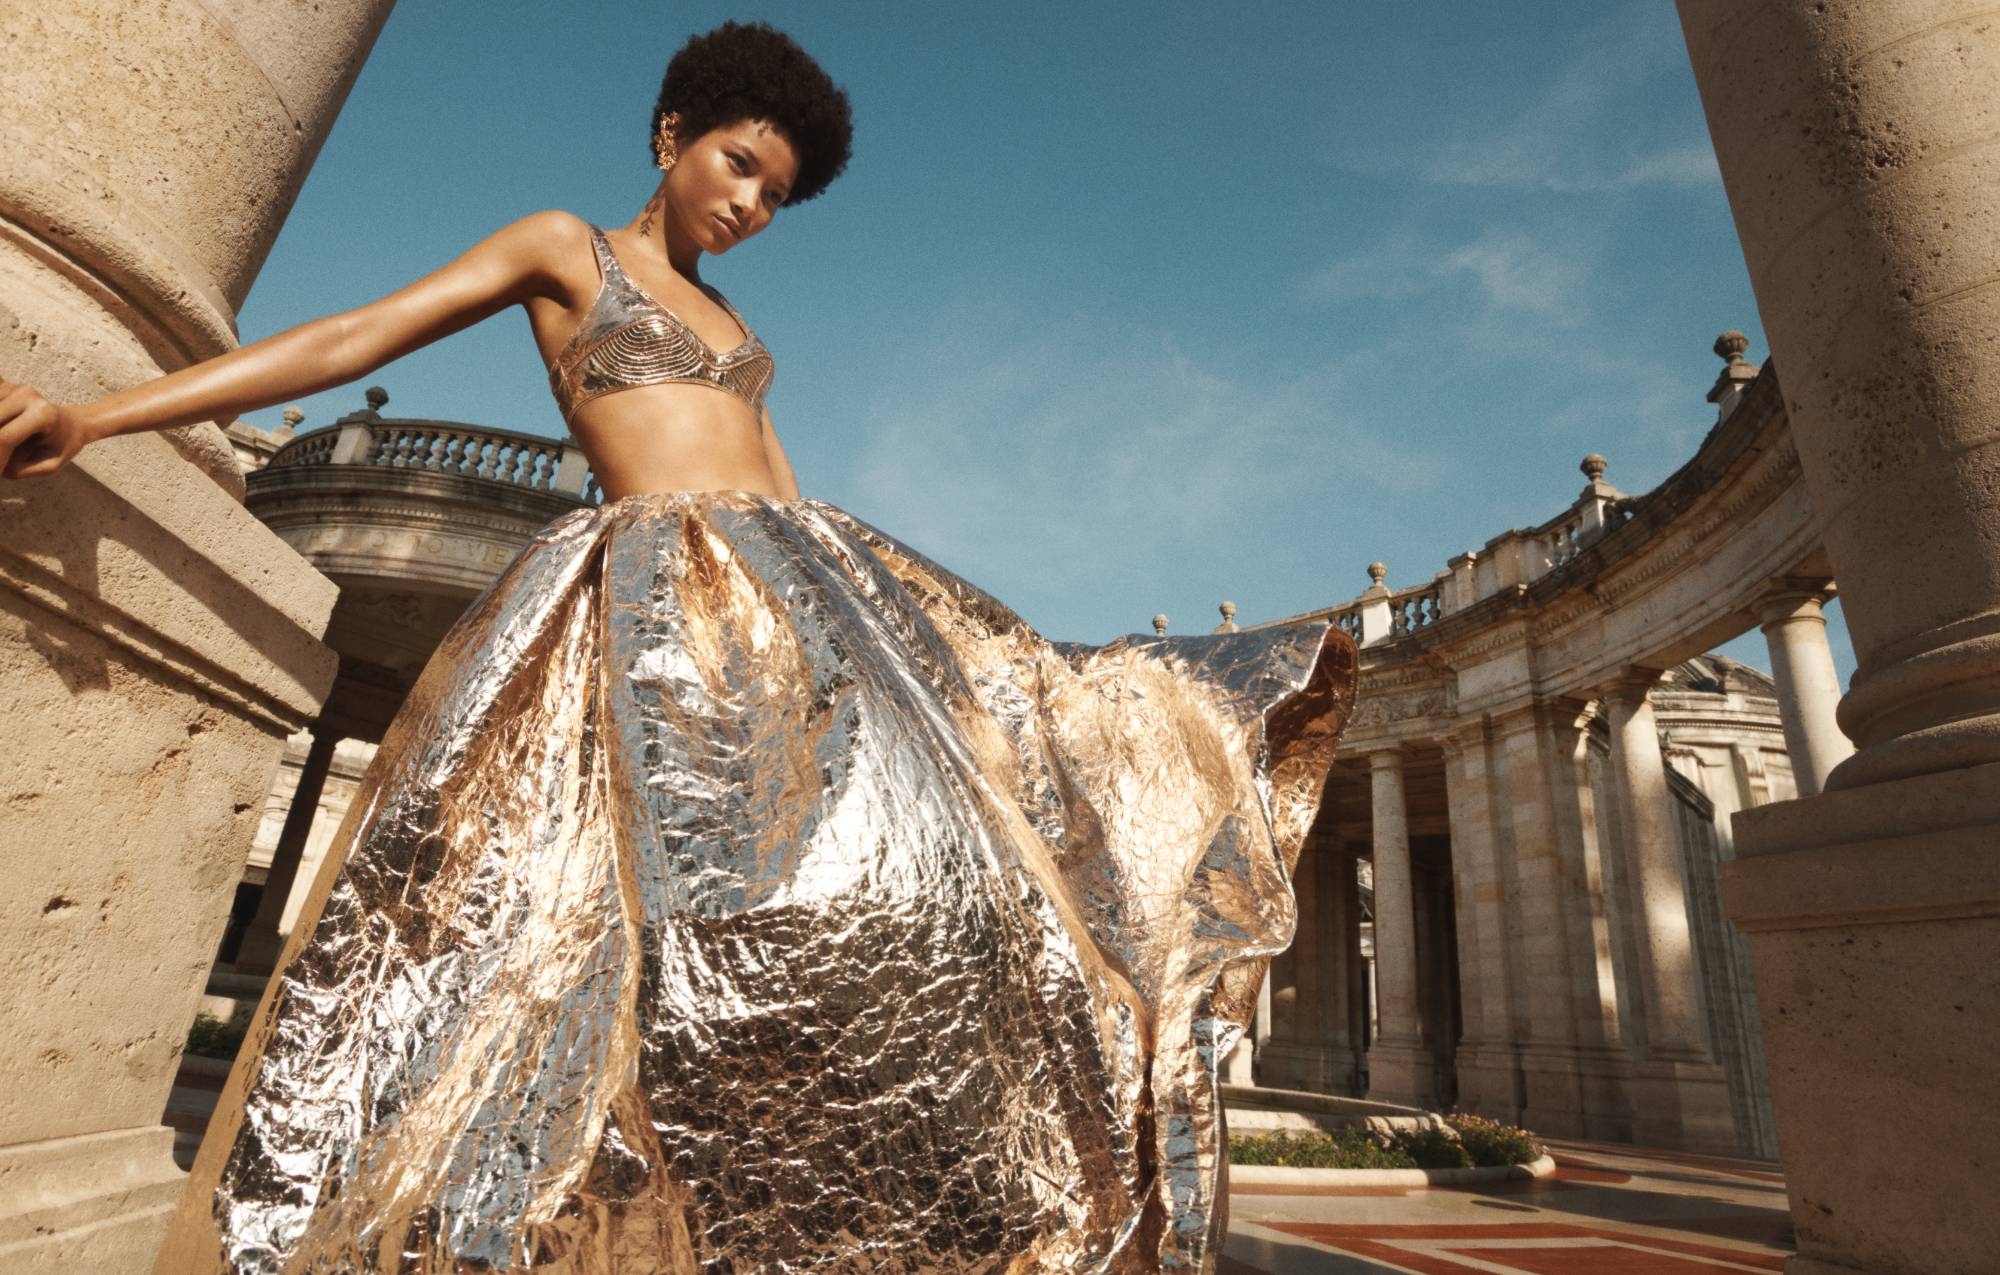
[548,225,774,422]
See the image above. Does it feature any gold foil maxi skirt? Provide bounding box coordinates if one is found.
[155,491,1357,1274]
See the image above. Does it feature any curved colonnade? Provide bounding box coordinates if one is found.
[1219,353,1845,1159]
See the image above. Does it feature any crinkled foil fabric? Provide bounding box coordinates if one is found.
[156,492,1356,1275]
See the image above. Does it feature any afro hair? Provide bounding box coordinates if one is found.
[653,21,854,206]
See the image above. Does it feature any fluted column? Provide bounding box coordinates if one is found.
[1364,750,1431,1106]
[1679,7,2000,1266]
[1601,673,1705,1058]
[1756,589,1852,797]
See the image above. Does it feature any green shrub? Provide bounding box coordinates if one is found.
[186,1010,250,1060]
[1227,1128,1417,1170]
[1394,1125,1476,1170]
[1230,1115,1543,1171]
[1444,1112,1544,1167]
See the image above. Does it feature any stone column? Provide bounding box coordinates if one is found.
[1259,840,1360,1094]
[1680,6,2000,1269]
[1363,750,1431,1106]
[1439,723,1522,1123]
[1756,589,1852,798]
[233,730,340,973]
[1601,673,1735,1152]
[0,3,390,1269]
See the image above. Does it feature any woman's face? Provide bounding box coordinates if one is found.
[666,118,801,254]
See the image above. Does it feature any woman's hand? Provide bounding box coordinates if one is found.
[0,380,93,480]
[0,212,582,473]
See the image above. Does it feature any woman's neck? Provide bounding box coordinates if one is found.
[632,183,705,279]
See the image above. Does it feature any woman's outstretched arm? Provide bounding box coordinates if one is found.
[0,210,586,480]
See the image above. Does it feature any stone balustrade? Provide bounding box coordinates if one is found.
[267,389,598,502]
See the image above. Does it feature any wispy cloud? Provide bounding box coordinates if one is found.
[1442,232,1588,318]
[1304,228,1591,323]
[835,307,1443,636]
[1609,144,1719,190]
[1411,9,1720,195]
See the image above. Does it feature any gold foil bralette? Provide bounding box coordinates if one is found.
[548,224,775,421]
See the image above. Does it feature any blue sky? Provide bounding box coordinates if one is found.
[235,0,1853,681]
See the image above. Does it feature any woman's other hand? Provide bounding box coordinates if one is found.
[0,380,92,480]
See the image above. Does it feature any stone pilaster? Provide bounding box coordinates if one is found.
[1259,839,1360,1094]
[1363,750,1432,1107]
[1601,672,1736,1152]
[1680,4,2000,1268]
[1755,589,1852,798]
[1485,707,1591,1136]
[1440,722,1522,1123]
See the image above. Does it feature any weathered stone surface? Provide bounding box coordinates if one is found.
[0,0,391,1267]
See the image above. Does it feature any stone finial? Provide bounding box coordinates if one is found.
[1213,600,1238,634]
[1581,453,1608,482]
[280,406,305,434]
[364,386,390,412]
[1367,561,1388,587]
[1706,329,1762,413]
[1151,613,1169,636]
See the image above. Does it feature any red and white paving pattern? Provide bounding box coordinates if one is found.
[1224,1140,1793,1274]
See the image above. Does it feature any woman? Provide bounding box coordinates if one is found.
[2,22,1354,1274]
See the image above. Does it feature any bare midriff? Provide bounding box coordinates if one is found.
[563,383,782,501]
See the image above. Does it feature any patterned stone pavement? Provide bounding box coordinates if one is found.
[1225,1140,1794,1274]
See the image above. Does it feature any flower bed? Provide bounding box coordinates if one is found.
[1229,1112,1543,1171]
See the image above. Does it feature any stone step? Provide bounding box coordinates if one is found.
[164,1084,221,1171]
[206,967,273,1002]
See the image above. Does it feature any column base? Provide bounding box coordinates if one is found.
[1257,1041,1360,1095]
[1453,1042,1523,1124]
[1518,1044,1644,1144]
[0,1127,184,1271]
[1725,760,2000,1275]
[1364,1039,1437,1109]
[1624,1054,1738,1154]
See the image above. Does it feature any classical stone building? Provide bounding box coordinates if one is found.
[1175,339,1827,1162]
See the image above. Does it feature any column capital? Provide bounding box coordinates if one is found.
[1600,666,1668,704]
[1756,578,1836,629]
[1366,746,1409,772]
[1438,716,1490,760]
